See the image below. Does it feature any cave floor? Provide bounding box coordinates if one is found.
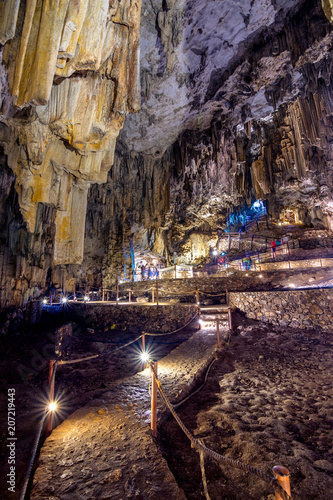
[1,311,333,500]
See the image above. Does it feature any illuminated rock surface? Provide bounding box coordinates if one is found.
[1,0,333,307]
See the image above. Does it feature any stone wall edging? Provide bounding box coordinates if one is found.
[229,289,333,330]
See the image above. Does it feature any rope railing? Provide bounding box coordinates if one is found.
[148,361,292,500]
[143,312,199,336]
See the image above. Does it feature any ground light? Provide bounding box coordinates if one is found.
[43,299,47,304]
[140,352,149,363]
[61,297,67,303]
[48,402,57,412]
[84,296,89,301]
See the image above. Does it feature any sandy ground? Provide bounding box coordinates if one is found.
[160,312,333,500]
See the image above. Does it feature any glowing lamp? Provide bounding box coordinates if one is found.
[84,296,89,301]
[48,402,57,412]
[213,250,218,255]
[141,352,149,363]
[43,299,47,304]
[61,297,67,303]
[258,275,263,278]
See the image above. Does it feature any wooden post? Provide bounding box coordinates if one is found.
[141,335,146,370]
[196,286,199,305]
[152,289,155,303]
[228,307,233,331]
[226,289,229,306]
[46,360,56,437]
[151,361,158,438]
[116,281,119,304]
[273,466,291,500]
[73,282,76,301]
[129,290,132,303]
[216,318,221,348]
[198,308,202,330]
[156,281,159,306]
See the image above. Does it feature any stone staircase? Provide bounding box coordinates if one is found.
[199,304,231,329]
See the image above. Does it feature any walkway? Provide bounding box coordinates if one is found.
[31,326,221,499]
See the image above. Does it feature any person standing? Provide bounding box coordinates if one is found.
[271,239,276,259]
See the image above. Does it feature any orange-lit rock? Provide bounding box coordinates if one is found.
[1,0,142,265]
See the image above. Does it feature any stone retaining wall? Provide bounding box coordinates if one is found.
[46,303,198,334]
[229,289,333,331]
[117,268,332,297]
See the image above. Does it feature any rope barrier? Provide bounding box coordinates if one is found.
[58,313,198,365]
[19,411,47,500]
[199,445,212,500]
[58,334,144,365]
[197,290,226,297]
[173,358,216,409]
[20,361,58,499]
[148,362,292,500]
[143,313,198,336]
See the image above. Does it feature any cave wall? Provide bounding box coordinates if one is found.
[0,0,142,312]
[1,0,333,308]
[83,0,333,285]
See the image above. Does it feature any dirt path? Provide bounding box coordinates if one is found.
[160,312,333,499]
[0,322,197,499]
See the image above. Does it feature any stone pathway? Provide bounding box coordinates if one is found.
[31,327,220,499]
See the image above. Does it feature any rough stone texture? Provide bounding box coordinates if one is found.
[2,0,333,311]
[44,303,198,335]
[230,288,333,330]
[0,0,142,311]
[83,0,333,283]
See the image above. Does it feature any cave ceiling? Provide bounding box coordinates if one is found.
[1,0,333,307]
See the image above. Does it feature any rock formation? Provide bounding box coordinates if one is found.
[0,0,142,312]
[82,0,333,288]
[1,0,333,308]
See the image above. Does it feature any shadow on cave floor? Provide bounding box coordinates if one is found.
[159,311,333,500]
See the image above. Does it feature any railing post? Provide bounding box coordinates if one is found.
[141,335,146,370]
[216,318,221,348]
[228,307,233,332]
[151,361,158,438]
[152,289,155,303]
[46,360,56,437]
[73,282,76,301]
[273,466,291,500]
[102,288,105,302]
[116,281,119,304]
[226,289,229,306]
[156,281,159,306]
[129,290,132,303]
